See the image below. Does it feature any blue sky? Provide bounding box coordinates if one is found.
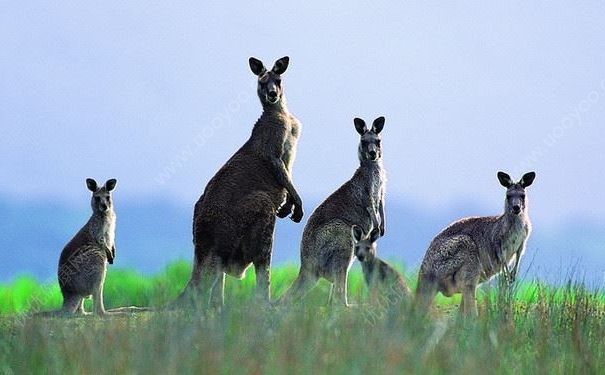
[1,1,604,229]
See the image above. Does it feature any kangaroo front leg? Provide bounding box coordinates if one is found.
[509,246,523,283]
[276,194,294,218]
[270,159,303,222]
[378,198,386,236]
[104,245,115,265]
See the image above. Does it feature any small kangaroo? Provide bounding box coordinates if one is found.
[174,56,303,308]
[53,178,116,316]
[280,117,386,306]
[416,171,536,316]
[353,208,410,303]
[35,178,148,317]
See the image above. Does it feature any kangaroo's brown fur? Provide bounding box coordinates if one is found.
[175,56,303,308]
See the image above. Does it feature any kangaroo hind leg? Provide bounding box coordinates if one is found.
[279,269,318,305]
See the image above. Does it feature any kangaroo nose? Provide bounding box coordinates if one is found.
[513,205,521,214]
[268,91,277,99]
[369,151,377,159]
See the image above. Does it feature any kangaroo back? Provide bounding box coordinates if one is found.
[362,257,410,303]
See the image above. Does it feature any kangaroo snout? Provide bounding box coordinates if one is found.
[357,252,375,263]
[367,144,378,160]
[267,91,278,102]
[512,205,521,214]
[355,251,370,262]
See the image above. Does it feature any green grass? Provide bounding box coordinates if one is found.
[1,262,604,374]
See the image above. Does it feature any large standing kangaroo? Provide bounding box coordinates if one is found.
[280,117,386,306]
[175,56,303,308]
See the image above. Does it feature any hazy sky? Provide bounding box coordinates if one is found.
[1,2,604,227]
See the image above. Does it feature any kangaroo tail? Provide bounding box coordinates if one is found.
[106,306,154,313]
[32,309,71,318]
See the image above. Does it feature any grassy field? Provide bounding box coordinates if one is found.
[1,262,604,374]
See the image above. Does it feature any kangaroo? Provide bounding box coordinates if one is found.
[174,56,303,308]
[35,178,148,317]
[51,178,117,316]
[416,171,536,316]
[353,208,410,303]
[280,117,386,306]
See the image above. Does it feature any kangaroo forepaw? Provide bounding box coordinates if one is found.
[276,203,293,218]
[290,205,304,223]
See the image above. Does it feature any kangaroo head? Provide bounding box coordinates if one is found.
[497,171,536,216]
[249,56,289,106]
[354,117,385,162]
[352,206,382,262]
[351,224,381,263]
[86,178,117,214]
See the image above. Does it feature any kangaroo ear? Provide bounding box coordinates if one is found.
[520,172,536,188]
[497,172,513,188]
[105,179,117,192]
[272,56,289,74]
[354,118,367,135]
[372,116,385,134]
[249,57,266,76]
[351,225,364,242]
[369,227,381,243]
[86,178,98,192]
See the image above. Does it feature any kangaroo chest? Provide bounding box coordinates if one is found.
[104,220,116,248]
[91,215,116,250]
[364,167,384,208]
[499,220,528,263]
[281,117,300,172]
